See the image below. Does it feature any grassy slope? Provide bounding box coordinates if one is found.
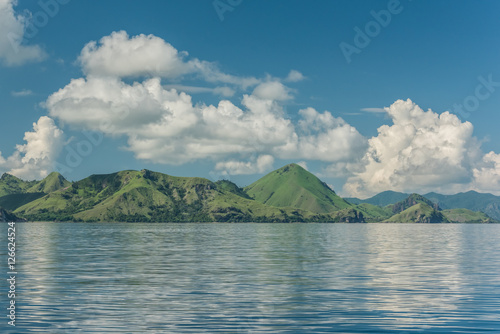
[244,163,352,214]
[355,203,393,222]
[0,172,71,211]
[345,190,409,206]
[0,173,38,197]
[388,193,438,214]
[26,172,71,193]
[383,203,451,223]
[15,170,332,222]
[442,208,498,223]
[425,191,500,220]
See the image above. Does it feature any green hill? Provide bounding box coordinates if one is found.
[389,193,439,214]
[345,190,409,206]
[424,191,500,220]
[244,163,352,214]
[442,208,498,224]
[0,172,71,211]
[6,165,498,224]
[26,172,71,193]
[14,169,363,223]
[355,203,393,222]
[0,173,38,197]
[383,203,451,223]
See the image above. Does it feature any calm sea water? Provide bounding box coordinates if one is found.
[1,223,500,333]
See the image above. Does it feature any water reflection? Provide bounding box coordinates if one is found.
[0,223,499,333]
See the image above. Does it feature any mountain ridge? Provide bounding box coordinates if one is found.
[13,168,365,223]
[1,166,498,223]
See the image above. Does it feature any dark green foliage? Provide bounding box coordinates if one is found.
[0,192,46,211]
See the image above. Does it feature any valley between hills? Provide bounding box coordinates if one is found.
[0,164,498,223]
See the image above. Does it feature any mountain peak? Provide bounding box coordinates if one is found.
[244,164,351,214]
[0,173,20,182]
[391,193,439,214]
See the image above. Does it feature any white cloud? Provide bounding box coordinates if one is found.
[11,89,33,97]
[44,31,374,175]
[280,107,368,163]
[472,152,500,194]
[360,107,386,113]
[163,84,235,97]
[0,0,46,66]
[215,155,275,175]
[78,31,259,89]
[285,70,305,82]
[0,116,64,180]
[343,99,489,197]
[251,81,293,101]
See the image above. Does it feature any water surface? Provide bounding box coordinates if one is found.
[1,223,500,333]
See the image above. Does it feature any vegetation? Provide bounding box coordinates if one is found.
[383,203,451,224]
[244,163,352,214]
[442,208,498,224]
[1,165,497,223]
[355,203,393,223]
[349,190,500,221]
[345,190,409,206]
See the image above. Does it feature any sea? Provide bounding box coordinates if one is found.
[1,223,500,333]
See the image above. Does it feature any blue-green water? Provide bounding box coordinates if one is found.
[1,223,500,333]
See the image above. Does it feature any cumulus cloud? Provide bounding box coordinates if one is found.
[285,70,305,82]
[163,85,235,97]
[252,81,293,101]
[280,107,368,162]
[472,152,500,194]
[45,31,368,172]
[0,0,46,66]
[215,155,275,176]
[343,99,490,197]
[0,116,64,180]
[78,31,259,88]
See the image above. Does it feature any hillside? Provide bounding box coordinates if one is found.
[424,191,500,220]
[14,169,364,223]
[244,163,352,214]
[0,173,38,197]
[383,203,451,224]
[442,209,498,224]
[26,172,71,193]
[355,203,393,223]
[0,192,46,211]
[0,172,71,211]
[345,190,408,206]
[3,165,497,223]
[0,172,70,197]
[388,193,439,214]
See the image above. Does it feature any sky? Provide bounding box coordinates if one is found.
[1,0,500,198]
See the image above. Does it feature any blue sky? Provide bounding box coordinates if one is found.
[1,0,500,197]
